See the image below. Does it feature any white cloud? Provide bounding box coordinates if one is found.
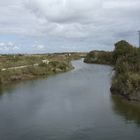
[0,41,20,51]
[12,46,20,50]
[0,42,6,47]
[0,0,139,37]
[32,43,45,50]
[22,0,140,43]
[0,0,140,52]
[103,0,140,9]
[36,44,45,49]
[7,41,14,46]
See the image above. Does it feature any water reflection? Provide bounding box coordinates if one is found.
[0,78,46,97]
[0,84,16,96]
[112,95,140,125]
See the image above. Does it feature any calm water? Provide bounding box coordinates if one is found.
[0,60,140,140]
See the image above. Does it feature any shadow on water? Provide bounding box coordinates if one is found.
[0,79,42,98]
[0,84,16,96]
[111,95,140,126]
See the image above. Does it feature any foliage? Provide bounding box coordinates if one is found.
[84,40,140,100]
[111,40,140,100]
[0,60,73,84]
[84,51,113,65]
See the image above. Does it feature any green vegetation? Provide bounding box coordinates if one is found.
[0,52,86,85]
[0,54,47,69]
[0,53,86,85]
[84,51,113,65]
[84,40,140,101]
[111,41,140,101]
[0,52,87,69]
[0,60,73,84]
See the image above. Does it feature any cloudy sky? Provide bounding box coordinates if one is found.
[0,0,140,53]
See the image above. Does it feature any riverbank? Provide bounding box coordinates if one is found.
[0,52,87,84]
[84,40,140,102]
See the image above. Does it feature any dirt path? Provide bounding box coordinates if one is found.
[1,60,49,71]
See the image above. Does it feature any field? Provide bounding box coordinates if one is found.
[0,52,87,84]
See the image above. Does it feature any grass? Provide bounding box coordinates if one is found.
[0,52,88,84]
[0,60,73,84]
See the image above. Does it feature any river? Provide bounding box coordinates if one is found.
[0,59,140,140]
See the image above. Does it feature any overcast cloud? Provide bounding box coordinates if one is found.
[0,0,140,53]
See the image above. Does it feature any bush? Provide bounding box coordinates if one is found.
[85,40,140,100]
[111,40,140,99]
[84,51,113,65]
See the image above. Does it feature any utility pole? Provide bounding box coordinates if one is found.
[139,31,140,48]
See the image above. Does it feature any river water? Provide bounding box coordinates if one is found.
[0,60,140,140]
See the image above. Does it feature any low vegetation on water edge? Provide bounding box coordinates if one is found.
[0,52,87,84]
[0,60,73,84]
[0,52,86,69]
[84,40,140,101]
